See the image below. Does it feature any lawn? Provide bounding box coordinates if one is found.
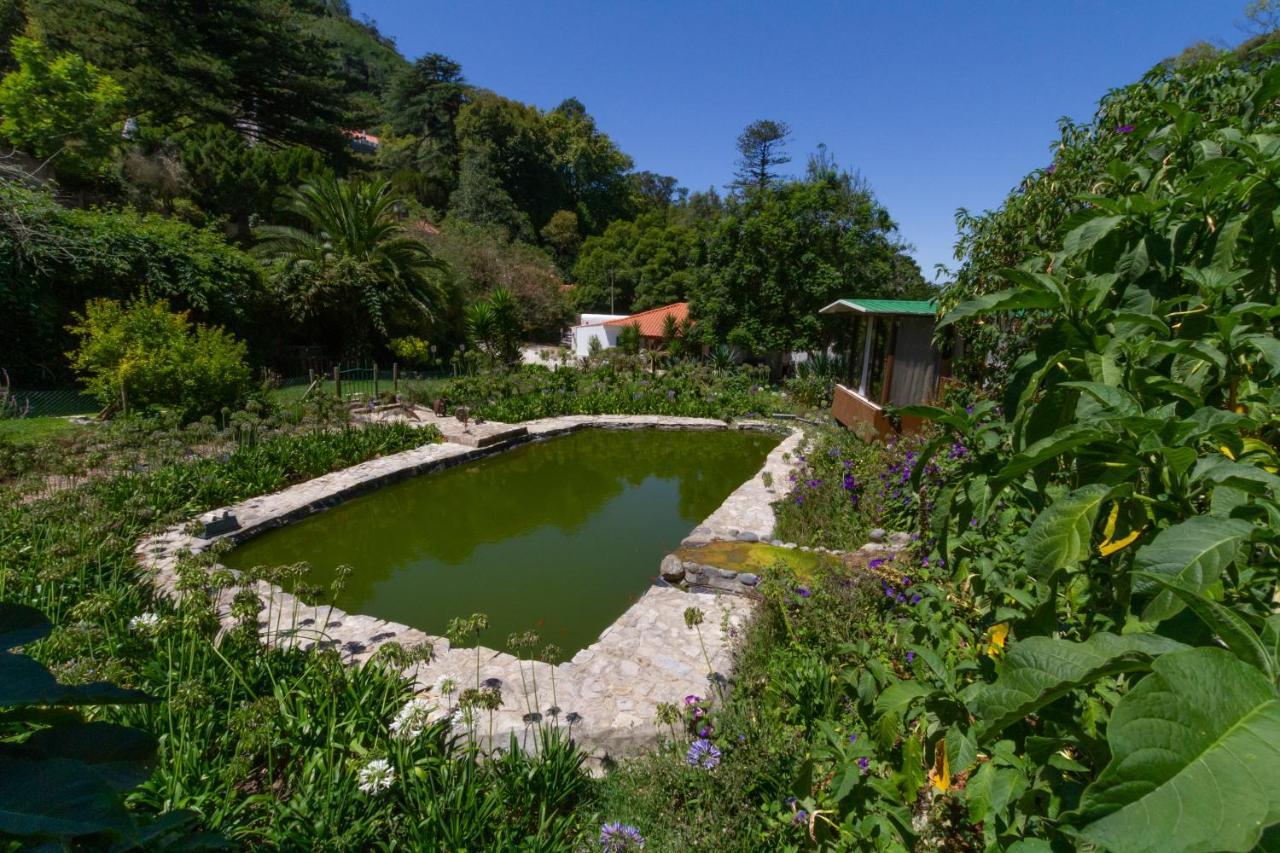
[0,416,85,445]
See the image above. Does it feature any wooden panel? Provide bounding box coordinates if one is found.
[832,384,929,437]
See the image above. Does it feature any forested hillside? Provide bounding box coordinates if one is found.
[0,0,925,384]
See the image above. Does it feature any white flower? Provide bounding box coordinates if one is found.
[356,758,395,795]
[389,697,439,741]
[129,612,160,633]
[434,674,457,696]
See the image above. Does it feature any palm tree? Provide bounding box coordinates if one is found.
[254,176,449,344]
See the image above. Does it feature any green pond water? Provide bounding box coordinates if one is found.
[224,429,779,659]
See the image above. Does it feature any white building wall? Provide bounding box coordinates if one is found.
[571,314,629,358]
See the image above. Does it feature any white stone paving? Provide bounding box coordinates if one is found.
[135,415,802,764]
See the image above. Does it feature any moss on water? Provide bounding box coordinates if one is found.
[673,540,838,582]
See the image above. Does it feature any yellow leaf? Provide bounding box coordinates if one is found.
[985,623,1008,658]
[1098,502,1144,557]
[1220,445,1236,461]
[929,738,951,793]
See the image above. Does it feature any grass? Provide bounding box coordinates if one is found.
[0,416,85,444]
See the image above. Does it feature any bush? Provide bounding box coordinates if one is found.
[0,183,264,380]
[420,359,784,422]
[67,299,252,421]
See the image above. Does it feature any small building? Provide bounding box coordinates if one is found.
[570,302,690,358]
[819,298,950,436]
[571,312,631,356]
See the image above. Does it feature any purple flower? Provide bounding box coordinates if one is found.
[683,694,700,707]
[793,809,809,825]
[797,587,811,599]
[911,594,922,604]
[848,733,858,744]
[869,558,885,570]
[858,756,870,773]
[686,738,722,770]
[806,478,822,489]
[738,733,746,742]
[906,651,915,663]
[1046,162,1057,174]
[699,727,711,737]
[600,822,646,851]
[785,796,797,806]
[1116,124,1135,134]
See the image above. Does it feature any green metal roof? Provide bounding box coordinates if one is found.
[819,298,938,317]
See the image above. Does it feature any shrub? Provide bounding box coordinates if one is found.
[67,299,251,421]
[389,336,433,367]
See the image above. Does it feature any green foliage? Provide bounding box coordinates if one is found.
[887,47,1280,848]
[388,335,432,367]
[572,210,707,313]
[465,287,521,367]
[692,161,929,357]
[0,183,264,380]
[424,360,780,423]
[616,321,642,355]
[0,421,596,846]
[254,175,449,353]
[0,602,203,847]
[26,0,368,150]
[0,37,125,182]
[67,298,251,421]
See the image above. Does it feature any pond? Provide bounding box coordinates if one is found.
[223,429,779,659]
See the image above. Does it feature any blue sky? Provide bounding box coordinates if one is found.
[352,1,1246,280]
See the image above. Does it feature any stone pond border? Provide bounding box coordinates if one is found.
[135,415,804,762]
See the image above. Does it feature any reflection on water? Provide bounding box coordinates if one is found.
[224,429,778,657]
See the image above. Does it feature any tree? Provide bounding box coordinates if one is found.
[732,119,791,194]
[254,175,449,353]
[540,209,581,272]
[630,170,682,210]
[382,53,467,206]
[691,157,927,360]
[449,142,534,240]
[0,38,125,181]
[26,0,354,151]
[465,286,521,366]
[572,211,707,313]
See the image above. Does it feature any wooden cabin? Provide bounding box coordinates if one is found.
[820,298,950,436]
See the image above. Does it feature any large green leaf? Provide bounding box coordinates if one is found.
[0,756,135,838]
[1133,517,1254,623]
[1062,215,1125,257]
[0,603,52,651]
[20,722,156,792]
[1023,483,1113,579]
[0,653,152,708]
[993,425,1109,488]
[1077,648,1280,852]
[937,287,1059,329]
[970,633,1185,737]
[1134,572,1275,681]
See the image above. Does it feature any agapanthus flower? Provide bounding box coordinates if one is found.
[906,651,915,663]
[1116,124,1135,134]
[389,697,438,740]
[686,738,721,770]
[434,674,457,695]
[599,821,646,850]
[357,758,395,794]
[129,612,160,633]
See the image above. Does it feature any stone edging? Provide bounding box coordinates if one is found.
[135,414,804,762]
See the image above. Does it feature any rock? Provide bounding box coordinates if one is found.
[858,542,887,553]
[660,554,685,583]
[736,531,759,542]
[716,567,736,580]
[738,573,760,587]
[770,538,783,547]
[781,542,796,549]
[888,531,912,547]
[869,527,887,543]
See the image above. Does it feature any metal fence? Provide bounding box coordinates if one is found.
[2,387,100,419]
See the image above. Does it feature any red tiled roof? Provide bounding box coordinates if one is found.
[604,302,690,337]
